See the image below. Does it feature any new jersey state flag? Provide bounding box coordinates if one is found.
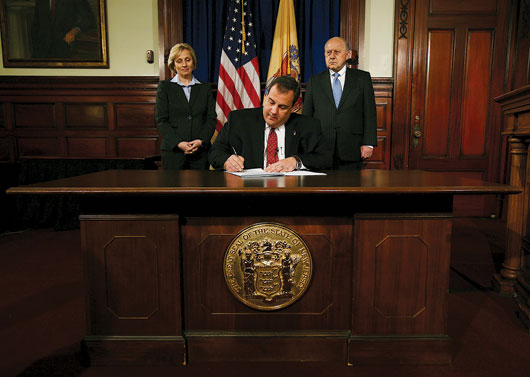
[265,0,302,113]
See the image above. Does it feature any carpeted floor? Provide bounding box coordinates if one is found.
[1,218,529,377]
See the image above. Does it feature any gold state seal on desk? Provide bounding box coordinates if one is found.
[223,223,313,311]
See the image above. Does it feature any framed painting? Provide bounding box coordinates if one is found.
[0,0,108,68]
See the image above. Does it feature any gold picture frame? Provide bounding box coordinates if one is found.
[0,0,108,68]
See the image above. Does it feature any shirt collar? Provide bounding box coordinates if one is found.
[329,64,347,78]
[171,75,200,86]
[266,123,285,132]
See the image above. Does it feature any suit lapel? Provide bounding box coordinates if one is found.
[284,117,297,157]
[251,109,265,166]
[339,69,356,109]
[188,83,200,110]
[170,83,188,110]
[320,71,335,107]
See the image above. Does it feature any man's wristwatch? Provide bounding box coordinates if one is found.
[293,155,303,170]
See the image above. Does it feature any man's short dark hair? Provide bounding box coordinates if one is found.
[266,76,300,106]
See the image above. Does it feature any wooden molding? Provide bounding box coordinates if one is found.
[0,76,159,92]
[158,0,183,80]
[391,0,416,170]
[340,0,364,64]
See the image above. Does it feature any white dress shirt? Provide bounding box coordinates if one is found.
[171,75,200,102]
[262,123,306,169]
[329,65,347,91]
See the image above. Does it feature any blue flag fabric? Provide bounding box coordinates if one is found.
[183,0,339,83]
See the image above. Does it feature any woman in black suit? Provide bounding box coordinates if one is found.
[156,43,216,170]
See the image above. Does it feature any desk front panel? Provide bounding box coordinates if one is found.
[181,216,353,331]
[76,189,455,365]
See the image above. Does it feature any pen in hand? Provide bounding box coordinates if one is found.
[232,147,244,172]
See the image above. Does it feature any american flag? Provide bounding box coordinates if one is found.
[216,0,261,132]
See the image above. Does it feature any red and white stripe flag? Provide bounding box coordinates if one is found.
[216,0,261,132]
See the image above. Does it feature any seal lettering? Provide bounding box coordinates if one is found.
[223,223,313,311]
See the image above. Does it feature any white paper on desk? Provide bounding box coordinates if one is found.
[227,168,326,177]
[283,170,327,176]
[227,168,283,177]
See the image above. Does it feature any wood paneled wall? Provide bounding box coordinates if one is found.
[0,0,392,167]
[0,76,160,162]
[0,76,394,169]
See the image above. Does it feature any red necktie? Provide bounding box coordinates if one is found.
[266,128,279,167]
[50,0,56,15]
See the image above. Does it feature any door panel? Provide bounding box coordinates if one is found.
[423,30,454,157]
[407,0,511,215]
[429,0,498,13]
[461,30,493,156]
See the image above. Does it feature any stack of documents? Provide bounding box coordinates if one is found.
[227,168,326,178]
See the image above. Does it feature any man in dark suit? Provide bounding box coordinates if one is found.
[209,76,331,172]
[303,37,377,170]
[31,0,96,58]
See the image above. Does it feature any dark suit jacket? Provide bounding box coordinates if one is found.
[155,80,217,169]
[303,68,377,164]
[32,0,96,58]
[208,107,332,170]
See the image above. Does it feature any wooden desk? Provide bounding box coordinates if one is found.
[10,156,157,230]
[7,170,519,366]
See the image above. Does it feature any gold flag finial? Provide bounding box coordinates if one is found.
[241,1,246,54]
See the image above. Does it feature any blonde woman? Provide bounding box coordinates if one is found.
[156,43,216,169]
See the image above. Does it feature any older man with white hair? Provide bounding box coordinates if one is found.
[303,37,377,170]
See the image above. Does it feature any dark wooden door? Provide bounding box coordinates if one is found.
[408,0,512,215]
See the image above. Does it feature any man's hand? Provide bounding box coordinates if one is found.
[224,155,245,172]
[265,157,297,173]
[64,28,80,44]
[361,146,373,159]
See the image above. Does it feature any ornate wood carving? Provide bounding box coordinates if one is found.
[522,0,530,40]
[398,0,410,40]
[392,0,416,169]
[495,85,530,306]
